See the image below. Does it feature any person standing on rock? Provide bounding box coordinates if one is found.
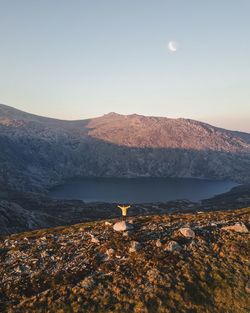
[118,205,131,221]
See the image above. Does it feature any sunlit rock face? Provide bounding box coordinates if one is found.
[0,103,250,192]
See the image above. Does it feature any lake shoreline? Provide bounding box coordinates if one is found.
[0,183,249,236]
[49,176,238,203]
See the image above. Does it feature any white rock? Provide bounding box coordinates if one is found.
[179,227,195,238]
[221,222,248,233]
[113,221,134,232]
[105,221,113,226]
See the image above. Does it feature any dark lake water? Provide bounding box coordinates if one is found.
[49,177,238,203]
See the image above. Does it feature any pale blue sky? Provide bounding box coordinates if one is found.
[0,0,249,131]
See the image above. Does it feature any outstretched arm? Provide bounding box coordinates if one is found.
[118,205,131,210]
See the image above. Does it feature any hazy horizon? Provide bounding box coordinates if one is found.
[0,1,249,132]
[1,102,249,134]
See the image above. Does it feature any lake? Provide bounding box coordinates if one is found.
[49,177,238,203]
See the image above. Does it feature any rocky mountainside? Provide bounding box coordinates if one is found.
[87,112,250,151]
[0,207,249,312]
[0,103,250,192]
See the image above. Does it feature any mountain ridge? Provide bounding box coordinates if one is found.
[0,103,250,192]
[1,103,250,135]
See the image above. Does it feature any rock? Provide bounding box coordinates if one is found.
[41,251,49,258]
[113,221,134,232]
[129,241,141,253]
[164,241,181,252]
[106,248,114,255]
[103,248,115,261]
[221,222,248,233]
[105,221,113,226]
[89,234,100,244]
[155,239,162,247]
[179,227,195,238]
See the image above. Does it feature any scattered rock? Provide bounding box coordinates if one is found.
[129,241,141,253]
[221,222,248,233]
[113,221,134,232]
[105,221,113,226]
[103,248,115,261]
[122,231,129,237]
[41,251,49,258]
[164,241,182,252]
[0,207,249,313]
[89,234,100,244]
[179,227,195,238]
[155,239,162,247]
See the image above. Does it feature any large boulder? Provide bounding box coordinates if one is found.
[179,227,195,238]
[113,221,134,232]
[221,222,248,233]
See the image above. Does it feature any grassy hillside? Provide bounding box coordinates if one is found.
[1,207,249,312]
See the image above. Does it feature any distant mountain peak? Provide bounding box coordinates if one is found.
[104,112,122,117]
[103,112,144,118]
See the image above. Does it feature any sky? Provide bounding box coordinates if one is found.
[0,0,249,132]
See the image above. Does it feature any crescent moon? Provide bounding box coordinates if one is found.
[168,41,178,52]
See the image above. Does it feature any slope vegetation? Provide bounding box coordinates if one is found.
[0,207,249,312]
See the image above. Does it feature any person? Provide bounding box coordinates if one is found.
[118,205,131,221]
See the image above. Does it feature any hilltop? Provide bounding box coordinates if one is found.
[0,103,250,193]
[1,207,249,312]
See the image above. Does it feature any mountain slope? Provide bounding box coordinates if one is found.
[87,112,250,152]
[0,103,250,192]
[1,207,249,312]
